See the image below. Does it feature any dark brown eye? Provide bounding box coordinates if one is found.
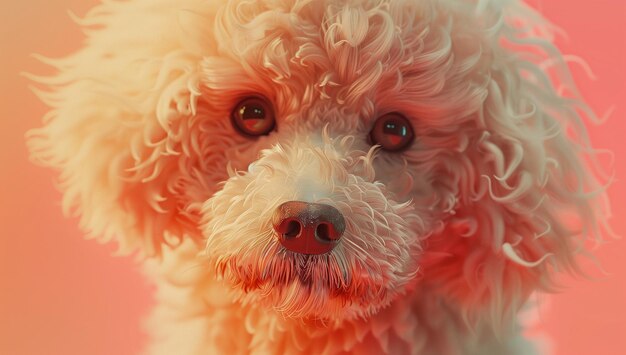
[231,96,276,136]
[369,113,414,151]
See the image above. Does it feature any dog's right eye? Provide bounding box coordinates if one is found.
[231,96,276,137]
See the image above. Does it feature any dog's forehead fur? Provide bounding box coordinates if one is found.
[205,0,488,126]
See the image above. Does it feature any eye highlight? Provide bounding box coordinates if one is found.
[369,113,414,151]
[231,96,276,136]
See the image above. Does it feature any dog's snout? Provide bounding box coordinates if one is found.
[272,201,345,255]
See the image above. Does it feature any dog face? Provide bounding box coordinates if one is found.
[28,0,610,323]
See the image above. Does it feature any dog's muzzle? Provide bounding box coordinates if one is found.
[272,201,346,255]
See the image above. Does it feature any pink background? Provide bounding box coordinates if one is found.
[1,1,624,354]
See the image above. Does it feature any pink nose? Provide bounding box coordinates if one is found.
[272,201,345,255]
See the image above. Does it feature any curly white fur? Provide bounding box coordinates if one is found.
[27,0,613,354]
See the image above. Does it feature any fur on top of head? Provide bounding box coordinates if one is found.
[27,0,613,324]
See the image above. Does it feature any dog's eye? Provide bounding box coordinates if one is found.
[369,113,414,151]
[231,96,276,136]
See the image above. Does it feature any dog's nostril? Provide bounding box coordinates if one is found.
[315,223,331,242]
[284,220,301,238]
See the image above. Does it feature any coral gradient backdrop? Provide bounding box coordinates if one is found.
[1,1,624,354]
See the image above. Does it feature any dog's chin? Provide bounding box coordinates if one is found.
[214,253,399,322]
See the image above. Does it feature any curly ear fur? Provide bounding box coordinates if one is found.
[26,0,223,255]
[415,0,614,328]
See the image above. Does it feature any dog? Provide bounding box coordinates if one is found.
[27,0,612,353]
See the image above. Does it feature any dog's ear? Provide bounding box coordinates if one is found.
[421,1,613,328]
[26,1,221,255]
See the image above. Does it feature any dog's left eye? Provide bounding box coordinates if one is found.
[369,113,414,151]
[231,96,276,136]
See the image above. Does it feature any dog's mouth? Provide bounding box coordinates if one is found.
[206,209,420,319]
[213,246,386,299]
[212,247,396,320]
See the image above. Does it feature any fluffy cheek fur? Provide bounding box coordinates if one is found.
[202,137,424,320]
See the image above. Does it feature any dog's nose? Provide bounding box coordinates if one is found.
[272,201,345,255]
